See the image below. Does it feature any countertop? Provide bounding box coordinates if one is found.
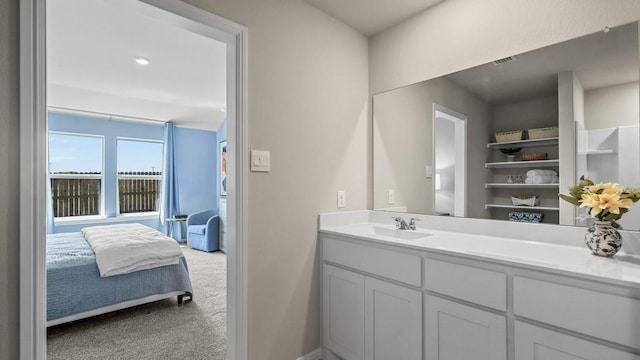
[320,218,640,288]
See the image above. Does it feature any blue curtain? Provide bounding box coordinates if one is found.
[161,122,180,237]
[46,168,56,234]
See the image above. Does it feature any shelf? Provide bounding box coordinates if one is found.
[580,149,616,155]
[485,183,559,189]
[487,137,559,150]
[485,159,559,169]
[484,204,560,211]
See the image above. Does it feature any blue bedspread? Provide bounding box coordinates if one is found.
[47,232,193,322]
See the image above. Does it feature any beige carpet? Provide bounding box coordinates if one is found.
[47,246,226,360]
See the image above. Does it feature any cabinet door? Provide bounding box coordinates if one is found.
[323,264,365,360]
[425,294,506,360]
[515,321,640,360]
[364,277,422,360]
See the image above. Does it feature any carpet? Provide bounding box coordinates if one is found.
[47,246,227,360]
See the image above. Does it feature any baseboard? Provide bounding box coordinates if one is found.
[296,347,322,360]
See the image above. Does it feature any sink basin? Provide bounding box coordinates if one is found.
[330,223,432,241]
[371,226,431,240]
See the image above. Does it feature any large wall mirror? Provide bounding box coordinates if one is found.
[373,21,639,230]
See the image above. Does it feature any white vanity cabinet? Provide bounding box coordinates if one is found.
[515,321,640,360]
[323,264,366,360]
[423,258,507,360]
[425,294,506,360]
[322,236,423,360]
[319,227,640,360]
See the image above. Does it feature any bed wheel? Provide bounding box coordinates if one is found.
[178,292,192,305]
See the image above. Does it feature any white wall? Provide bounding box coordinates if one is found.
[0,0,19,359]
[185,1,369,359]
[585,82,639,130]
[369,0,640,94]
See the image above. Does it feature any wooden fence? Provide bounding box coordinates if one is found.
[50,172,162,217]
[118,172,162,214]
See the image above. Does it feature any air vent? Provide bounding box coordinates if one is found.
[493,56,517,65]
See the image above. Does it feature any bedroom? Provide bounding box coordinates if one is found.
[44,0,230,358]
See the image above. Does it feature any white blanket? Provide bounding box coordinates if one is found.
[82,223,183,277]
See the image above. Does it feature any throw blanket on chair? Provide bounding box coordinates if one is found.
[82,223,183,277]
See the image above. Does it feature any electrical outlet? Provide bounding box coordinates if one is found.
[337,190,346,208]
[388,189,395,204]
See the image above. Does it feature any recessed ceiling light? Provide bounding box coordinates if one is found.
[134,57,150,65]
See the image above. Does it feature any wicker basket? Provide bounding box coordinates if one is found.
[521,153,548,161]
[495,130,524,142]
[511,195,539,206]
[527,126,558,139]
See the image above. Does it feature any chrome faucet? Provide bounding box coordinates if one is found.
[393,216,410,230]
[394,216,422,230]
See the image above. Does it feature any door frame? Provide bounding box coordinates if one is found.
[432,103,467,217]
[19,1,249,359]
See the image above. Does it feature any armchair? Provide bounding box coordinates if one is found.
[186,209,220,252]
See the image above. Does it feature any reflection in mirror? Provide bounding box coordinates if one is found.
[433,104,467,217]
[373,21,639,230]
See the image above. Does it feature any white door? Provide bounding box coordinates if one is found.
[323,264,365,360]
[515,321,640,360]
[425,294,506,360]
[364,277,422,360]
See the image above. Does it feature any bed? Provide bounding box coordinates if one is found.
[46,225,193,327]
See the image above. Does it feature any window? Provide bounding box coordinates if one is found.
[48,133,104,218]
[117,139,163,214]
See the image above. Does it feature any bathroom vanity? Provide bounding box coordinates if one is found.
[319,211,640,360]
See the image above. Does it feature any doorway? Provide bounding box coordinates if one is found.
[19,1,248,359]
[433,104,467,217]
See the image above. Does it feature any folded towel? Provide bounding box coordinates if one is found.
[525,175,559,184]
[526,169,558,177]
[509,211,544,223]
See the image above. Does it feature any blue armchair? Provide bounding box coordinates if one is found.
[186,209,220,252]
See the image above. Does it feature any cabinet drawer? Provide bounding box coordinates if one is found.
[514,277,640,350]
[323,237,421,287]
[425,259,506,311]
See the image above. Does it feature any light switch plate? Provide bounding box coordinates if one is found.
[337,190,346,208]
[250,150,270,172]
[388,189,395,204]
[425,165,433,178]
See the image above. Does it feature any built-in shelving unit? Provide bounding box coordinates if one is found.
[485,136,560,222]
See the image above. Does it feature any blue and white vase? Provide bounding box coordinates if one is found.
[585,221,622,257]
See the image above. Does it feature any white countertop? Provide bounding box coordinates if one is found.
[319,211,640,288]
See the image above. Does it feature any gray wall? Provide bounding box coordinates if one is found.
[585,82,640,130]
[0,0,19,358]
[373,77,491,217]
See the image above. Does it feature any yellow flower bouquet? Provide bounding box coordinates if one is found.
[559,176,640,222]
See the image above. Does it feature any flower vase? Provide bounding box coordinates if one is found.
[584,221,622,257]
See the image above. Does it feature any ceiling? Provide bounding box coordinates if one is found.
[303,0,443,36]
[46,0,443,130]
[47,0,227,131]
[445,22,639,105]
